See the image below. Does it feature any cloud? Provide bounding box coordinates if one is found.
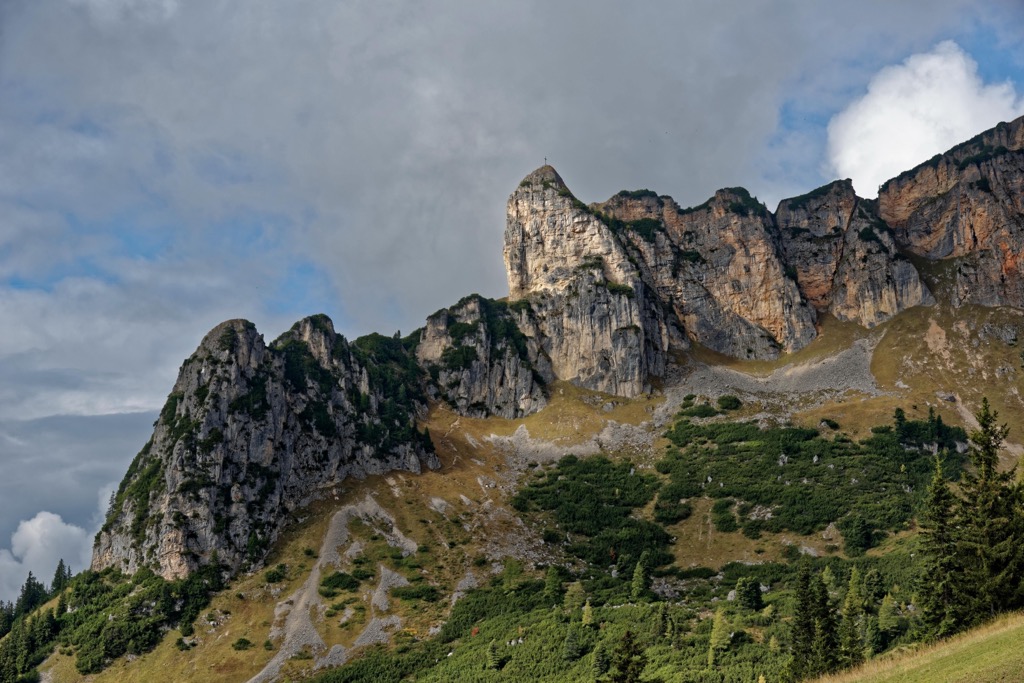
[0,476,119,602]
[0,512,91,603]
[67,0,179,25]
[827,40,1024,196]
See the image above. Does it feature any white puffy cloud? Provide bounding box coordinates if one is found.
[0,512,92,602]
[827,40,1024,196]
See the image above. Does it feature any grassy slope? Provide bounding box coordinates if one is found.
[815,612,1024,683]
[39,383,662,683]
[34,280,1024,681]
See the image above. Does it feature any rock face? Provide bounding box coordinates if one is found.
[504,166,679,396]
[415,294,548,418]
[777,180,933,326]
[93,316,438,579]
[879,116,1024,307]
[592,187,816,359]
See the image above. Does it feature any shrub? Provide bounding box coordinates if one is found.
[392,585,440,602]
[232,638,253,651]
[680,403,719,418]
[264,564,287,583]
[319,571,360,597]
[717,395,741,411]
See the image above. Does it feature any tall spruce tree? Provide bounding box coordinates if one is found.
[788,562,816,680]
[918,453,969,637]
[50,559,71,595]
[810,572,839,676]
[605,629,645,683]
[958,398,1019,620]
[838,568,865,667]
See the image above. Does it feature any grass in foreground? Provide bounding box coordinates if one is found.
[815,612,1024,683]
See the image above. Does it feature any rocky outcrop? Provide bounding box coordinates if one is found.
[504,166,679,396]
[777,180,933,327]
[93,316,438,579]
[879,116,1024,307]
[415,294,548,418]
[593,187,816,358]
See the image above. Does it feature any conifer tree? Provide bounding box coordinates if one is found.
[486,639,501,670]
[543,565,563,606]
[958,398,1019,620]
[564,581,587,612]
[736,576,763,611]
[877,593,900,645]
[582,598,595,627]
[918,453,968,637]
[708,608,730,667]
[563,626,585,661]
[606,630,645,683]
[788,562,816,680]
[839,568,865,667]
[630,551,650,602]
[50,559,71,595]
[810,571,838,675]
[592,642,610,677]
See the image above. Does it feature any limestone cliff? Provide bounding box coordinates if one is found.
[593,187,816,358]
[504,166,678,396]
[777,180,932,327]
[93,316,439,579]
[879,116,1024,307]
[415,294,548,418]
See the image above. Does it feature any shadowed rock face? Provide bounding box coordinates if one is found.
[879,116,1024,308]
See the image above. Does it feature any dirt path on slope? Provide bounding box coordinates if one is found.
[246,495,415,683]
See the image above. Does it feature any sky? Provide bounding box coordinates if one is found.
[1,0,1024,601]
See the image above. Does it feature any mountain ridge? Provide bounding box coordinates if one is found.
[93,114,1024,584]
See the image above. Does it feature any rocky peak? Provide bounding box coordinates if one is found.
[414,294,548,418]
[505,166,639,301]
[504,167,674,396]
[93,315,438,580]
[593,183,816,358]
[878,114,1024,308]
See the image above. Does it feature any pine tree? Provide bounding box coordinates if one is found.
[564,581,587,612]
[894,407,908,440]
[50,558,71,595]
[582,598,595,627]
[486,639,501,670]
[707,607,730,667]
[958,398,1019,621]
[592,642,611,677]
[563,626,585,661]
[543,565,563,606]
[630,552,650,602]
[877,593,900,645]
[839,568,865,667]
[918,453,968,637]
[810,572,838,675]
[13,572,46,618]
[736,576,763,611]
[606,630,645,683]
[788,562,816,680]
